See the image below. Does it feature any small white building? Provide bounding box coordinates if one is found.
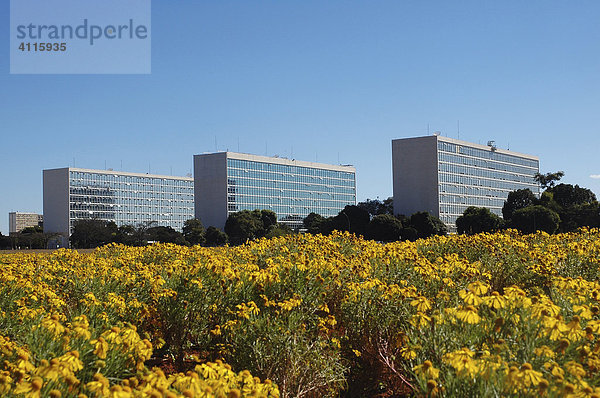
[9,212,43,234]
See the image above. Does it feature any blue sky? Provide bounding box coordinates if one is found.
[1,1,599,235]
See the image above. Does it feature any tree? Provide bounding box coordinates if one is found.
[183,218,205,246]
[357,197,393,218]
[0,232,10,249]
[550,183,597,209]
[337,205,370,236]
[534,171,564,190]
[260,210,278,231]
[303,213,325,234]
[205,226,228,246]
[367,214,403,242]
[146,226,187,245]
[265,223,294,239]
[224,210,269,245]
[115,225,138,246]
[511,205,560,234]
[502,189,537,221]
[456,207,504,235]
[21,226,43,234]
[70,219,117,248]
[409,212,447,239]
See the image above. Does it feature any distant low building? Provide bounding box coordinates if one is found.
[9,212,43,235]
[43,168,194,246]
[392,135,540,232]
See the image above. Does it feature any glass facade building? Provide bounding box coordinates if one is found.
[392,135,539,232]
[194,152,356,229]
[43,168,194,242]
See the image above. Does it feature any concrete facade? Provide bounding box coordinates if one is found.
[392,135,540,231]
[8,212,43,234]
[194,152,356,230]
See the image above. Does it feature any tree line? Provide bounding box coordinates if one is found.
[456,171,600,235]
[0,226,62,250]
[3,170,596,250]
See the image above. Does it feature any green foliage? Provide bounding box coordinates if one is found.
[338,205,371,236]
[534,170,564,190]
[456,207,503,235]
[224,210,281,245]
[367,214,403,242]
[182,218,205,246]
[357,197,394,218]
[146,226,187,245]
[409,212,447,239]
[550,183,597,209]
[502,189,537,221]
[511,205,560,234]
[265,223,293,239]
[70,219,118,248]
[303,212,325,234]
[205,226,228,246]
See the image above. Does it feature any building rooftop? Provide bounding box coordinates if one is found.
[44,167,194,181]
[195,151,356,173]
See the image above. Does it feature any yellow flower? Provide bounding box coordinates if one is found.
[459,289,483,306]
[410,296,432,312]
[91,337,108,359]
[467,281,489,295]
[519,363,544,387]
[456,305,480,324]
[413,360,440,380]
[14,377,43,398]
[483,291,506,309]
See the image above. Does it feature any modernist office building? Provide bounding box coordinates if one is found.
[194,152,356,229]
[43,168,194,240]
[9,212,43,234]
[392,135,539,231]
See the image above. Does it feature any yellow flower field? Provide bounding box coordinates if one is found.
[1,229,600,397]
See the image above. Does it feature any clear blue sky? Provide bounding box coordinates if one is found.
[1,1,599,235]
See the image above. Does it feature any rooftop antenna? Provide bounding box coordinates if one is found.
[427,123,430,134]
[214,136,217,152]
[120,160,123,170]
[338,152,340,164]
[237,136,240,152]
[104,160,107,170]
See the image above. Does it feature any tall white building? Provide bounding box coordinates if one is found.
[392,135,539,231]
[43,168,194,242]
[194,152,356,229]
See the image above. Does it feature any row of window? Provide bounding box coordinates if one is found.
[227,204,341,219]
[228,169,355,187]
[226,187,355,201]
[438,152,537,176]
[439,162,537,184]
[439,194,505,208]
[437,142,538,168]
[439,173,539,192]
[227,159,355,181]
[70,172,193,187]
